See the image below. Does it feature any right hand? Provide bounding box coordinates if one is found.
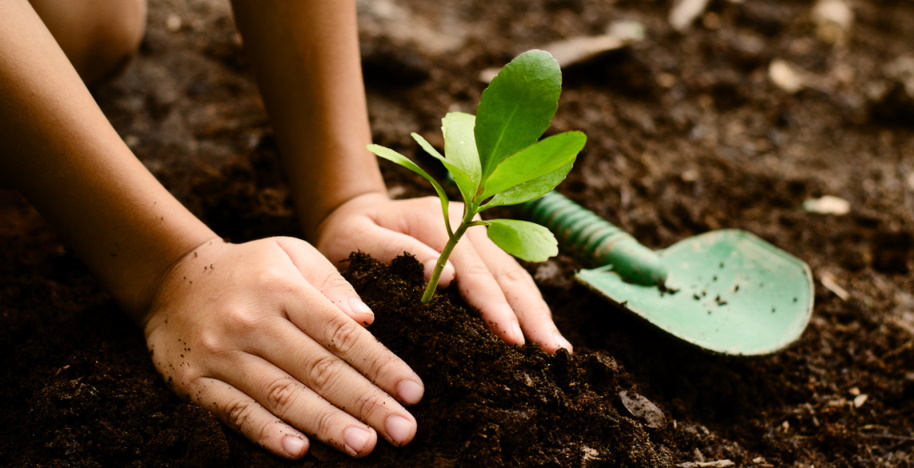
[315,193,574,354]
[141,237,423,459]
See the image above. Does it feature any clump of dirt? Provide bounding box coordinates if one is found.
[343,253,674,467]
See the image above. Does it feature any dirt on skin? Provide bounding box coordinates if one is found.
[2,0,914,466]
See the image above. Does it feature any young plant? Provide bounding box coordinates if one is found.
[368,50,586,303]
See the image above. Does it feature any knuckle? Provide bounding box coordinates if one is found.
[178,375,207,401]
[497,266,532,285]
[313,408,338,439]
[256,420,276,447]
[382,236,410,257]
[224,398,259,432]
[170,364,200,391]
[197,328,228,356]
[255,267,295,293]
[308,355,343,392]
[324,318,361,354]
[352,392,387,420]
[319,271,354,296]
[462,262,492,279]
[224,306,263,332]
[264,376,300,415]
[365,352,400,384]
[523,300,552,320]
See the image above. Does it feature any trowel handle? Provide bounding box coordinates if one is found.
[516,191,667,285]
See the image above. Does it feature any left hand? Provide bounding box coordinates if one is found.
[315,192,573,353]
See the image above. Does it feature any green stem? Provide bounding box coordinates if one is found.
[420,206,477,303]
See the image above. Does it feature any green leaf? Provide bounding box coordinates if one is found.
[481,162,573,210]
[411,132,474,203]
[367,144,453,233]
[482,131,585,199]
[441,112,482,201]
[485,219,558,262]
[475,50,561,180]
[410,132,446,160]
[441,112,481,179]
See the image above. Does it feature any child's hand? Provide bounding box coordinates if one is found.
[141,237,423,459]
[315,193,574,354]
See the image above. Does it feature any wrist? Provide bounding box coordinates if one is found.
[300,188,388,242]
[130,232,223,327]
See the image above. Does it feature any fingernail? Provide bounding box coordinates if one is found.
[385,415,415,446]
[282,435,308,458]
[510,322,525,345]
[397,379,424,405]
[348,297,374,316]
[554,332,574,353]
[343,426,372,455]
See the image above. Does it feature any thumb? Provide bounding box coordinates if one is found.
[273,237,376,327]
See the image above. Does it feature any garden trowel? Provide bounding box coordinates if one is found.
[518,191,814,356]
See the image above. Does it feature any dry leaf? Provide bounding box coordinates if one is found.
[619,390,666,429]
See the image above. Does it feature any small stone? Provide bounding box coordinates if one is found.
[769,59,804,94]
[619,390,666,429]
[480,35,627,82]
[607,20,646,42]
[803,195,850,215]
[165,14,183,33]
[669,0,711,32]
[812,0,854,46]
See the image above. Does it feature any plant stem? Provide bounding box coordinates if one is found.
[420,206,477,303]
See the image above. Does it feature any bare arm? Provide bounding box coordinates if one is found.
[0,0,214,319]
[1,0,422,459]
[230,0,573,353]
[230,0,386,241]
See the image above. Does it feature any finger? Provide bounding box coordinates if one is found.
[468,228,573,353]
[446,230,526,346]
[274,237,375,327]
[254,319,419,447]
[210,350,399,457]
[280,279,425,408]
[189,376,311,459]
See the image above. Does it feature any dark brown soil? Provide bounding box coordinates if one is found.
[3,0,914,466]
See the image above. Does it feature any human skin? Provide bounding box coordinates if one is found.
[27,0,146,84]
[230,0,574,355]
[2,0,572,460]
[3,0,419,458]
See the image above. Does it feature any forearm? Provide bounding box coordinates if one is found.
[0,0,216,320]
[230,0,387,241]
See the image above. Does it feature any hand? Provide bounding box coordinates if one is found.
[141,237,424,459]
[316,193,573,353]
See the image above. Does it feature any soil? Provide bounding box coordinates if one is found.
[2,0,914,466]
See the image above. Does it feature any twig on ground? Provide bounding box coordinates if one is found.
[676,460,735,468]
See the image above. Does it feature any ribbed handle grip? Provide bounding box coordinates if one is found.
[517,191,667,285]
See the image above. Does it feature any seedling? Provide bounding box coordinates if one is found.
[368,50,586,303]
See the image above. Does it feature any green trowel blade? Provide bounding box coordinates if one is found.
[576,230,814,356]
